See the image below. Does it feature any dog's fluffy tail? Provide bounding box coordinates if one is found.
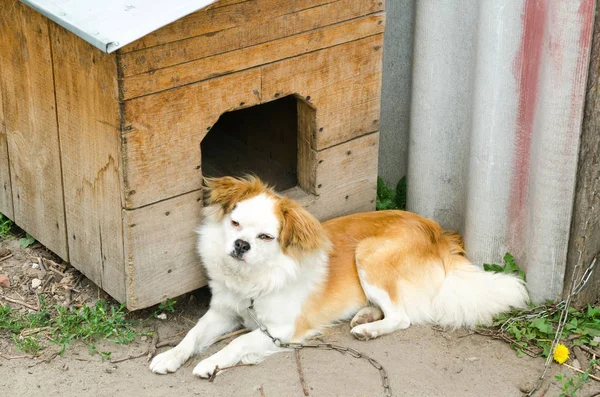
[431,254,529,329]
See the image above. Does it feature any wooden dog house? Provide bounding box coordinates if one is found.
[0,0,384,309]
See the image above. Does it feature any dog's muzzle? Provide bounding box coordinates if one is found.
[231,239,250,260]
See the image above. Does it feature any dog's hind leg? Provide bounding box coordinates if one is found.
[350,306,384,328]
[350,238,411,341]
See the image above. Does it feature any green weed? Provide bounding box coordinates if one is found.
[19,233,35,248]
[376,176,407,211]
[484,254,599,358]
[151,298,177,318]
[555,359,599,397]
[483,252,526,281]
[0,299,137,355]
[0,213,13,239]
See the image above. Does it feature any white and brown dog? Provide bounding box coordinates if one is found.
[150,176,528,377]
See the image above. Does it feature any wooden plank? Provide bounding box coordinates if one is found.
[49,24,126,302]
[120,0,384,77]
[297,100,317,194]
[121,13,385,99]
[0,71,13,220]
[304,133,378,220]
[0,0,68,258]
[565,12,600,305]
[120,0,338,53]
[262,34,383,149]
[123,190,206,310]
[122,69,262,209]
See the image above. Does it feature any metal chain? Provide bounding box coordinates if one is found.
[248,300,392,397]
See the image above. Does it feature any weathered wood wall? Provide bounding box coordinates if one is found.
[0,0,68,259]
[565,10,600,306]
[49,24,127,302]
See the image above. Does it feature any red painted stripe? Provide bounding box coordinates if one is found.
[508,0,547,248]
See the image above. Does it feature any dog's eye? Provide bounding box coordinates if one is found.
[231,220,240,228]
[258,234,274,241]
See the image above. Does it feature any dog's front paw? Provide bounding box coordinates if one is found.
[150,348,187,374]
[192,358,221,378]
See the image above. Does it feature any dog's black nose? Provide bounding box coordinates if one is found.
[234,239,250,254]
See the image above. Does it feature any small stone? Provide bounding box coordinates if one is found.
[572,359,581,369]
[157,313,167,320]
[0,274,10,288]
[465,357,479,362]
[140,336,148,342]
[519,380,534,393]
[31,278,42,289]
[62,363,69,371]
[594,336,600,344]
[31,263,40,269]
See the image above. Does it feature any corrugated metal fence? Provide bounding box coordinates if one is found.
[379,0,596,302]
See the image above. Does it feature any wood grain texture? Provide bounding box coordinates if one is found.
[122,69,262,209]
[304,133,379,220]
[123,190,206,310]
[119,0,384,77]
[0,71,13,220]
[50,24,126,301]
[297,99,317,194]
[0,0,68,258]
[121,13,385,99]
[262,34,383,150]
[120,0,338,53]
[564,13,600,305]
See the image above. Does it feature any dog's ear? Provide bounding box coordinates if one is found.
[204,176,266,214]
[278,197,329,257]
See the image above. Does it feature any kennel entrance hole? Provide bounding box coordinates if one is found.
[202,95,300,191]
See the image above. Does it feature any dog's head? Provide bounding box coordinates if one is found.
[204,176,330,266]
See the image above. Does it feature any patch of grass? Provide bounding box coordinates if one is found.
[555,359,599,397]
[12,334,43,354]
[484,254,600,358]
[493,304,600,358]
[0,299,138,355]
[0,213,13,239]
[376,176,406,211]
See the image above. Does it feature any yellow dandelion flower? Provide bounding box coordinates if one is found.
[553,343,569,364]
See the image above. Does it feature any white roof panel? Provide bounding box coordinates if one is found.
[20,0,217,53]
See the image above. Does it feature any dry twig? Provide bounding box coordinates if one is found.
[147,327,159,362]
[258,384,265,397]
[2,296,39,311]
[295,349,309,396]
[579,345,600,358]
[0,253,13,262]
[563,363,600,382]
[208,363,254,382]
[110,351,148,364]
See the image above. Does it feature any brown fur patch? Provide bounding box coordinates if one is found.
[204,176,269,217]
[276,197,331,258]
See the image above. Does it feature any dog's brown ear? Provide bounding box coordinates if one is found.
[204,176,266,214]
[278,197,329,257]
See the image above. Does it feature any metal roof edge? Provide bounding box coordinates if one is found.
[20,0,111,52]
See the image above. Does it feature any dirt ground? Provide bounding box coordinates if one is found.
[1,237,600,397]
